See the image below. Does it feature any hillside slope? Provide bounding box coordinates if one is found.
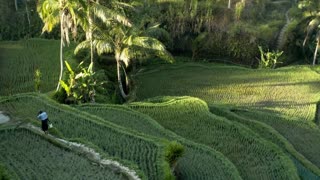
[76,103,242,179]
[128,96,300,179]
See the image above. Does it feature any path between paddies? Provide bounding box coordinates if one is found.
[0,111,10,124]
[0,113,140,180]
[26,123,141,180]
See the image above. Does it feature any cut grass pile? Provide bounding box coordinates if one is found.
[77,104,242,180]
[135,63,320,122]
[0,39,75,95]
[0,128,126,179]
[0,93,174,180]
[128,96,300,179]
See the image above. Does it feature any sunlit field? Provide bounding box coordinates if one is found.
[135,63,320,122]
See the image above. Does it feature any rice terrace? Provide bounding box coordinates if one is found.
[1,0,320,179]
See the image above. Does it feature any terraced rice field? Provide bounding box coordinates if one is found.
[1,39,320,179]
[0,128,126,179]
[135,63,320,122]
[228,108,320,169]
[0,39,75,95]
[209,105,320,179]
[128,96,300,179]
[77,104,242,179]
[0,94,174,180]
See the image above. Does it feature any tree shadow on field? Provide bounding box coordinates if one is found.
[246,80,320,88]
[242,101,316,108]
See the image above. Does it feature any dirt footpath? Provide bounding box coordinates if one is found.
[0,111,9,124]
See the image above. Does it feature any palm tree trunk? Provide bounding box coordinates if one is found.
[89,18,94,68]
[88,0,94,69]
[116,53,128,99]
[14,0,18,11]
[312,35,320,66]
[56,13,64,91]
[121,63,129,91]
[25,0,31,27]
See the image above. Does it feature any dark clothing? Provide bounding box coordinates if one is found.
[41,119,48,132]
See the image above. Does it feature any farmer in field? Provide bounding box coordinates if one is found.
[37,111,49,134]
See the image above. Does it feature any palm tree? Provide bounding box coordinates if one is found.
[77,0,131,71]
[37,0,84,91]
[75,22,172,99]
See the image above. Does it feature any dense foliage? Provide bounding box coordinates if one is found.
[3,0,318,65]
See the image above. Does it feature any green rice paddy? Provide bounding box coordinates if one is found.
[1,39,320,179]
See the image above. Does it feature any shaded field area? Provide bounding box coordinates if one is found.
[0,128,126,179]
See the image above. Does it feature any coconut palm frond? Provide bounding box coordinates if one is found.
[74,40,91,54]
[132,36,166,51]
[37,0,60,32]
[131,36,173,63]
[92,3,132,27]
[93,39,114,55]
[303,18,320,46]
[113,1,135,10]
[120,48,131,67]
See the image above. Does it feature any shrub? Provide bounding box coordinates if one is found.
[165,141,185,170]
[0,165,10,180]
[258,46,283,68]
[34,69,42,92]
[60,61,99,104]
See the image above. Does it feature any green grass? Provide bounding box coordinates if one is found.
[128,96,300,179]
[76,103,242,180]
[0,93,174,180]
[0,38,76,95]
[135,63,320,122]
[0,128,126,180]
